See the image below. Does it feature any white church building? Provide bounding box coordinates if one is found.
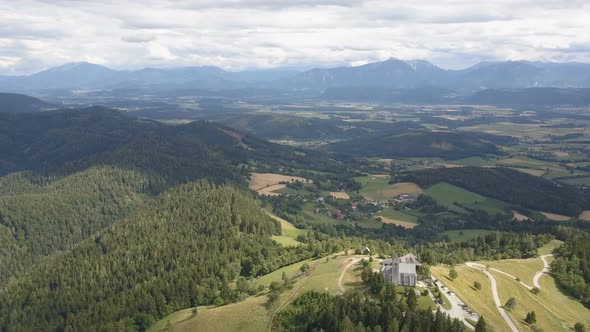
[381,253,421,286]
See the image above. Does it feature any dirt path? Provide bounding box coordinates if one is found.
[533,254,553,289]
[469,262,535,290]
[338,258,363,293]
[466,263,519,332]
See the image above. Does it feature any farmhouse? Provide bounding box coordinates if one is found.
[399,193,417,202]
[381,253,421,286]
[333,209,346,219]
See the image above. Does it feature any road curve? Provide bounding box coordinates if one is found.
[466,263,519,332]
[533,254,553,289]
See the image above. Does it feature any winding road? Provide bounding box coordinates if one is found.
[533,254,553,289]
[465,254,554,332]
[466,263,519,332]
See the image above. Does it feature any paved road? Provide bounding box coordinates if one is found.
[533,254,553,289]
[426,280,475,330]
[466,263,519,332]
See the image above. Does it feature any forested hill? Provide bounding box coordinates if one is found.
[326,130,502,160]
[0,93,52,113]
[400,166,590,216]
[0,107,340,179]
[0,181,310,331]
[0,107,340,284]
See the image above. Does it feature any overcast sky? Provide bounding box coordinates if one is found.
[0,0,589,75]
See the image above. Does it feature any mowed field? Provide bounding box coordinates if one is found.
[355,176,422,201]
[249,173,311,196]
[541,211,572,221]
[330,191,350,199]
[425,182,508,214]
[376,208,418,229]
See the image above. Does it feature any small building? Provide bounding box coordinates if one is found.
[363,247,371,255]
[381,253,421,286]
[334,209,346,219]
[399,193,417,202]
[351,202,358,211]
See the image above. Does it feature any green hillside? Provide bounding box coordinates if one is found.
[425,182,509,214]
[327,130,501,160]
[403,166,590,216]
[0,182,310,331]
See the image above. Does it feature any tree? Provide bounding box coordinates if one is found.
[449,267,458,281]
[505,297,516,311]
[531,287,540,295]
[300,263,310,273]
[525,311,536,324]
[282,271,289,284]
[474,281,482,291]
[575,322,586,332]
[475,316,487,332]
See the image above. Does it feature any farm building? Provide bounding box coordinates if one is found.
[399,193,417,202]
[381,253,421,286]
[333,209,346,219]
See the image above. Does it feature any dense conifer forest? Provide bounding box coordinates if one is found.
[274,290,468,331]
[0,182,312,331]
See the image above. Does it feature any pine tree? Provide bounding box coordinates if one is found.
[475,316,487,332]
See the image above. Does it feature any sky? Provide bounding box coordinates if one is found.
[0,0,589,75]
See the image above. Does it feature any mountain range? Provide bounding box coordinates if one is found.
[1,58,590,93]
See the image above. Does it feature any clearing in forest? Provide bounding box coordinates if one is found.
[377,216,416,229]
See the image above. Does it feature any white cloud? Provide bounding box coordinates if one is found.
[0,0,589,74]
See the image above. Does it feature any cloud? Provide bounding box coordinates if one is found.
[0,0,589,74]
[122,34,156,43]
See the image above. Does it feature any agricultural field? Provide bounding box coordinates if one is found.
[424,182,509,214]
[355,176,422,201]
[248,173,311,196]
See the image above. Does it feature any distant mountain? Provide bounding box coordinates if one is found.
[286,59,590,92]
[0,62,300,91]
[0,93,53,112]
[1,59,590,94]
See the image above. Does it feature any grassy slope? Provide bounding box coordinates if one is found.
[439,229,494,242]
[432,265,508,331]
[378,208,418,223]
[425,182,508,214]
[265,211,307,247]
[151,253,372,332]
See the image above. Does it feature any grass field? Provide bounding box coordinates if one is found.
[266,212,307,247]
[149,296,269,332]
[425,182,508,214]
[561,176,590,186]
[438,229,493,242]
[378,216,417,229]
[432,265,509,331]
[492,271,590,332]
[378,207,418,222]
[355,176,422,201]
[330,191,351,199]
[537,239,563,255]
